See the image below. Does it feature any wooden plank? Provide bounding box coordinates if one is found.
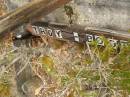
[0,0,71,40]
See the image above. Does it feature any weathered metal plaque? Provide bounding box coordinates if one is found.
[25,21,129,48]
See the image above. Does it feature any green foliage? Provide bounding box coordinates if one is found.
[108,44,130,94]
[89,36,115,62]
[60,75,70,86]
[111,78,130,94]
[112,45,130,70]
[112,70,130,78]
[31,37,130,96]
[98,37,115,62]
[40,55,54,72]
[88,37,130,95]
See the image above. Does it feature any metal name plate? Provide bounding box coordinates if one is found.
[31,25,128,48]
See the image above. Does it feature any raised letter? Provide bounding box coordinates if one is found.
[55,30,63,38]
[73,32,79,42]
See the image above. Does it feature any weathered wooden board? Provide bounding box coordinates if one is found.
[0,0,71,40]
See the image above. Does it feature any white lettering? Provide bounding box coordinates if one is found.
[95,35,104,46]
[109,39,118,48]
[73,32,79,42]
[55,30,63,38]
[120,40,128,46]
[38,27,46,35]
[47,28,53,37]
[86,34,93,43]
[32,26,39,35]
